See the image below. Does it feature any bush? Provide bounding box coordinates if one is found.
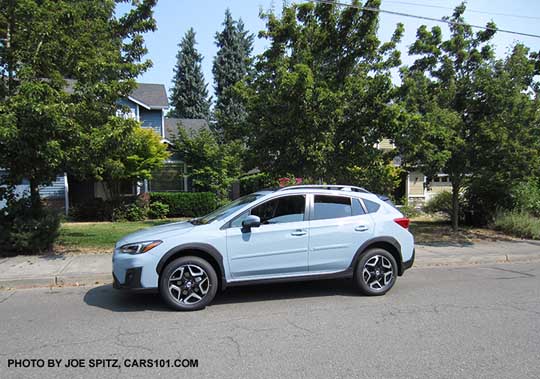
[398,203,420,218]
[70,198,114,221]
[423,191,465,221]
[510,180,540,217]
[239,172,274,196]
[149,192,217,217]
[492,210,540,240]
[0,197,61,253]
[112,197,148,222]
[148,201,169,219]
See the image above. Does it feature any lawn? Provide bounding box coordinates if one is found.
[56,218,186,253]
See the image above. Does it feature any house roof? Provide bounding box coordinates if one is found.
[164,118,209,140]
[129,83,168,109]
[62,79,168,109]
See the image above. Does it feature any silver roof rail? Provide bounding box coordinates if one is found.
[277,185,370,193]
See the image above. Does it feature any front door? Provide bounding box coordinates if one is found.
[226,195,309,279]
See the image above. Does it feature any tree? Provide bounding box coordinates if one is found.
[465,44,540,221]
[169,28,210,119]
[212,9,254,141]
[94,124,170,200]
[395,3,498,231]
[170,126,243,199]
[241,0,403,193]
[0,0,158,209]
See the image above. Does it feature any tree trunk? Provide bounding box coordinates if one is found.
[451,180,461,232]
[29,179,41,211]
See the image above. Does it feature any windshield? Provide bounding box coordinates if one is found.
[192,193,267,225]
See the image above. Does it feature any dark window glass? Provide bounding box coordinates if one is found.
[363,199,380,213]
[313,195,352,220]
[250,195,306,225]
[352,198,365,216]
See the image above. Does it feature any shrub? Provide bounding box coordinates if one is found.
[510,180,540,217]
[492,210,540,240]
[70,198,114,221]
[398,203,420,218]
[149,192,217,217]
[239,172,274,195]
[0,197,61,253]
[112,199,148,222]
[423,191,465,221]
[148,201,169,219]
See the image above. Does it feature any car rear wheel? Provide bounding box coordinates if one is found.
[159,256,218,311]
[354,248,397,296]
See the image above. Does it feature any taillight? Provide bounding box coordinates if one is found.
[394,217,410,229]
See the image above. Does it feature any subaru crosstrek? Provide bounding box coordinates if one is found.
[113,185,414,310]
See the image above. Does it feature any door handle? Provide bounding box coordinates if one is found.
[291,230,307,236]
[355,225,369,232]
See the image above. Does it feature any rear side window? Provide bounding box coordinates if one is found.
[352,198,365,216]
[363,199,381,213]
[313,195,352,220]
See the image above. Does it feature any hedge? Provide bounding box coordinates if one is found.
[149,192,217,217]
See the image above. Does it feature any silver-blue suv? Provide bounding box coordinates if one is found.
[113,185,414,310]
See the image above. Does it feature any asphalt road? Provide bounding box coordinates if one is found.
[1,262,539,379]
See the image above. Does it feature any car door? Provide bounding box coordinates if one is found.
[308,194,374,272]
[226,194,309,279]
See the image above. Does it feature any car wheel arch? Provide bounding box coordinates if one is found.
[350,237,404,276]
[156,243,226,290]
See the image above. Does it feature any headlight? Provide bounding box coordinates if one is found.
[118,240,162,255]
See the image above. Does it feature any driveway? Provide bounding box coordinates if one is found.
[1,261,539,378]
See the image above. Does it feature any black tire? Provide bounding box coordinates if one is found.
[159,256,218,311]
[354,248,398,296]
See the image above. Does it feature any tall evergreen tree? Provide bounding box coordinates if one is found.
[212,9,253,141]
[169,28,210,119]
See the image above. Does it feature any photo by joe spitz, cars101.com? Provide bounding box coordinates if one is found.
[113,185,414,311]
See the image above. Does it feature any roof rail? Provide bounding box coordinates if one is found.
[277,185,370,193]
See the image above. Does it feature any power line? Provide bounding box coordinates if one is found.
[307,0,540,39]
[383,0,540,21]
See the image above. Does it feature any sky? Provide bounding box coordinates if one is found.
[117,0,540,97]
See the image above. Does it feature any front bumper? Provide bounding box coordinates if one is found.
[112,250,160,289]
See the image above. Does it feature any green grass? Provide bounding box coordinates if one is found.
[492,211,540,240]
[57,218,186,251]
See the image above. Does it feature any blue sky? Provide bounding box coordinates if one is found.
[118,0,540,97]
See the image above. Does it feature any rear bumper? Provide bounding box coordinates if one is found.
[402,248,415,273]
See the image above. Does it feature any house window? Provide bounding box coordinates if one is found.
[149,162,186,192]
[434,177,440,182]
[441,176,448,183]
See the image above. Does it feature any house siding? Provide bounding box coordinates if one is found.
[117,98,138,119]
[140,109,163,136]
[39,175,67,199]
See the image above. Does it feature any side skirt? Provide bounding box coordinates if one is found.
[225,269,354,288]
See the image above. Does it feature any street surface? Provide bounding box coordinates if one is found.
[1,262,539,378]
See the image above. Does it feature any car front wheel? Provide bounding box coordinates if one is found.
[159,256,218,311]
[354,248,397,296]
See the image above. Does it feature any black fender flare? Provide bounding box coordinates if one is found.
[348,236,403,274]
[156,243,227,288]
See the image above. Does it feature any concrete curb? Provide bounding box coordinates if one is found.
[0,273,112,290]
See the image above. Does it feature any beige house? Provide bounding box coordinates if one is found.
[377,139,452,205]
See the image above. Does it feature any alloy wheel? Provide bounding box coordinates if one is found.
[168,264,210,305]
[362,255,394,290]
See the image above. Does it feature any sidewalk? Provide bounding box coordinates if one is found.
[1,239,540,289]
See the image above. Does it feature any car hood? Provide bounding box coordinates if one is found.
[115,221,195,248]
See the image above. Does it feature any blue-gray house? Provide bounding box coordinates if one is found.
[1,82,209,214]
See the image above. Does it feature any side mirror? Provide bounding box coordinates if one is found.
[242,215,261,232]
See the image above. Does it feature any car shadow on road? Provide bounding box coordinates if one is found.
[84,279,359,312]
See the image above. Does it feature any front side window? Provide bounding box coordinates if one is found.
[231,195,306,227]
[313,195,352,220]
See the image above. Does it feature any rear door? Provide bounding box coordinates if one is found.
[226,195,309,279]
[308,194,375,272]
